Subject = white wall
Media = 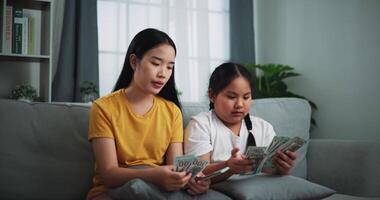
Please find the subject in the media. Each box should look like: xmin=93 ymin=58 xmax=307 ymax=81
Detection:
xmin=255 ymin=0 xmax=380 ymax=140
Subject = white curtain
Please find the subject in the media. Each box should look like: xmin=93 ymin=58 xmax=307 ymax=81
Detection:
xmin=97 ymin=0 xmax=230 ymax=102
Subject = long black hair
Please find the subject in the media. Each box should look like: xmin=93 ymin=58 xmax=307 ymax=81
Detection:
xmin=113 ymin=28 xmax=181 ymax=109
xmin=208 ymin=62 xmax=256 ymax=146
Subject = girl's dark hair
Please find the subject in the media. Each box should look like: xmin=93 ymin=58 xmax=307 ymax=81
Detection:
xmin=113 ymin=28 xmax=181 ymax=109
xmin=208 ymin=62 xmax=256 ymax=145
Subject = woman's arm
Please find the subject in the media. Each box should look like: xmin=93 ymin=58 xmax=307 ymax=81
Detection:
xmin=165 ymin=142 xmax=183 ymax=165
xmin=92 ymin=138 xmax=190 ymax=190
xmin=92 ymin=138 xmax=155 ymax=187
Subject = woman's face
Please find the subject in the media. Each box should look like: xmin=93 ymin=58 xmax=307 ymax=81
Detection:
xmin=131 ymin=43 xmax=175 ymax=95
xmin=210 ymin=76 xmax=252 ymax=127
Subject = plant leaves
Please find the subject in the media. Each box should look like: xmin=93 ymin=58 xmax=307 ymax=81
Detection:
xmin=244 ymin=63 xmax=318 ymax=127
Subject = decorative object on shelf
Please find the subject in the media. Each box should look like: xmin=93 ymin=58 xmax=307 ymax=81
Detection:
xmin=80 ymin=81 xmax=99 ymax=103
xmin=244 ymin=64 xmax=318 ymax=126
xmin=11 ymin=84 xmax=38 ymax=102
xmin=0 ymin=0 xmax=53 ymax=102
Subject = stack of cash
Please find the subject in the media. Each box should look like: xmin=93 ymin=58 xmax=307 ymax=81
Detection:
xmin=244 ymin=146 xmax=266 ymax=174
xmin=244 ymin=136 xmax=306 ymax=174
xmin=174 ymin=155 xmax=208 ymax=179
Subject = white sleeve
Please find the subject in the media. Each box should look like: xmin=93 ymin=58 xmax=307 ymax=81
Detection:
xmin=264 ymin=122 xmax=276 ymax=146
xmin=184 ymin=119 xmax=213 ymax=157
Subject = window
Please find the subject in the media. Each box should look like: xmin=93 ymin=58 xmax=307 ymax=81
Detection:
xmin=98 ymin=0 xmax=230 ymax=102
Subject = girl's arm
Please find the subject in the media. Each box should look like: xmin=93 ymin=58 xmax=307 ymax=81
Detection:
xmin=198 ymin=153 xmax=232 ymax=182
xmin=92 ymin=138 xmax=190 ymax=190
xmin=202 ymin=161 xmax=233 ymax=183
xmin=197 ymin=149 xmax=254 ymax=184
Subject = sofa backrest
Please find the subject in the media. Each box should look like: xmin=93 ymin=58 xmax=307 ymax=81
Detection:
xmin=182 ymin=98 xmax=312 ymax=178
xmin=0 ymin=99 xmax=94 ymax=200
xmin=0 ymin=97 xmax=311 ymax=199
xmin=308 ymin=139 xmax=380 ymax=197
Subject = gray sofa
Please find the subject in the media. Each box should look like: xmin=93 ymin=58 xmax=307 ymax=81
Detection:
xmin=0 ymin=98 xmax=379 ymax=200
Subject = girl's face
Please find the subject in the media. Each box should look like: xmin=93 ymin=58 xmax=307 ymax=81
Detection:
xmin=210 ymin=76 xmax=252 ymax=127
xmin=131 ymin=43 xmax=175 ymax=95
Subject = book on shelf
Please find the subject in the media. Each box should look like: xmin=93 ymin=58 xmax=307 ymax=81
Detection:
xmin=27 ymin=16 xmax=35 ymax=55
xmin=0 ymin=2 xmax=2 ymax=52
xmin=21 ymin=17 xmax=28 ymax=55
xmin=2 ymin=6 xmax=13 ymax=53
xmin=4 ymin=6 xmax=42 ymax=55
xmin=12 ymin=7 xmax=23 ymax=54
xmin=23 ymin=8 xmax=41 ymax=55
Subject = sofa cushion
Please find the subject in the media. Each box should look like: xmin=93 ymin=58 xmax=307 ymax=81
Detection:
xmin=211 ymin=174 xmax=335 ymax=200
xmin=182 ymin=98 xmax=311 ymax=178
xmin=0 ymin=99 xmax=94 ymax=200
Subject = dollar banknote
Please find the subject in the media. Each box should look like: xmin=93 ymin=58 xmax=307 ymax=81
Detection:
xmin=174 ymin=155 xmax=196 ymax=172
xmin=243 ymin=136 xmax=307 ymax=175
xmin=174 ymin=155 xmax=209 ymax=179
xmin=283 ymin=137 xmax=306 ymax=152
xmin=187 ymin=159 xmax=209 ymax=178
xmin=244 ymin=146 xmax=266 ymax=174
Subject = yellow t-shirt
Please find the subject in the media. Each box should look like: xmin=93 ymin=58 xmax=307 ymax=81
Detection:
xmin=87 ymin=89 xmax=183 ymax=198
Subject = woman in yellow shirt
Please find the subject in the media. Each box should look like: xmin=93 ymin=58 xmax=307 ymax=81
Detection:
xmin=87 ymin=29 xmax=223 ymax=200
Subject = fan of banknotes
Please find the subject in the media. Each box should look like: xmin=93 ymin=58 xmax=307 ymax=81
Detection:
xmin=174 ymin=155 xmax=208 ymax=179
xmin=243 ymin=136 xmax=307 ymax=174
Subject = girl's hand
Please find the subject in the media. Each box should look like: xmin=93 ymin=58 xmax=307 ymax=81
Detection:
xmin=186 ymin=172 xmax=210 ymax=195
xmin=151 ymin=165 xmax=191 ymax=191
xmin=226 ymin=148 xmax=255 ymax=174
xmin=272 ymin=150 xmax=297 ymax=175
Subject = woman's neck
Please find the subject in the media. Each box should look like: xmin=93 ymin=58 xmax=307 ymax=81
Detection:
xmin=123 ymin=85 xmax=154 ymax=116
xmin=124 ymin=86 xmax=153 ymax=103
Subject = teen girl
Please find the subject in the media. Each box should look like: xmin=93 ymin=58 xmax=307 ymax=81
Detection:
xmin=87 ymin=28 xmax=222 ymax=200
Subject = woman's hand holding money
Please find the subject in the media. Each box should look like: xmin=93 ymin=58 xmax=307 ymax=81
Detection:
xmin=227 ymin=148 xmax=255 ymax=174
xmin=272 ymin=150 xmax=297 ymax=175
xmin=151 ymin=165 xmax=191 ymax=191
xmin=186 ymin=172 xmax=211 ymax=195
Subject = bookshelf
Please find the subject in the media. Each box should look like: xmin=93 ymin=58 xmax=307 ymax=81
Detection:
xmin=0 ymin=0 xmax=53 ymax=102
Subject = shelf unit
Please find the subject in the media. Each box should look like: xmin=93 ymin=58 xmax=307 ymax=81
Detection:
xmin=0 ymin=0 xmax=53 ymax=102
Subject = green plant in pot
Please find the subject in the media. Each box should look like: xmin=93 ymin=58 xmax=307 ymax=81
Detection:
xmin=11 ymin=84 xmax=38 ymax=102
xmin=244 ymin=64 xmax=318 ymax=126
xmin=80 ymin=81 xmax=99 ymax=103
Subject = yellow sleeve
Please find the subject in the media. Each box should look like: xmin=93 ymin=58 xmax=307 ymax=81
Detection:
xmin=170 ymin=105 xmax=183 ymax=143
xmin=88 ymin=102 xmax=114 ymax=141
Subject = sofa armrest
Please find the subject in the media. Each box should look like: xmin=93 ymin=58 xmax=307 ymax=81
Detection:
xmin=307 ymin=139 xmax=380 ymax=197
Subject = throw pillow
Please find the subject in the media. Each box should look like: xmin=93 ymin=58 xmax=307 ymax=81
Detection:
xmin=211 ymin=174 xmax=335 ymax=200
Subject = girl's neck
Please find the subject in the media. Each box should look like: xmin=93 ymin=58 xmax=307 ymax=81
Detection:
xmin=216 ymin=115 xmax=242 ymax=136
xmin=226 ymin=122 xmax=242 ymax=136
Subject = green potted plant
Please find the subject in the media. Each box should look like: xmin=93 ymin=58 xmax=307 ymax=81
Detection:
xmin=11 ymin=84 xmax=38 ymax=102
xmin=80 ymin=81 xmax=99 ymax=103
xmin=244 ymin=64 xmax=318 ymax=126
